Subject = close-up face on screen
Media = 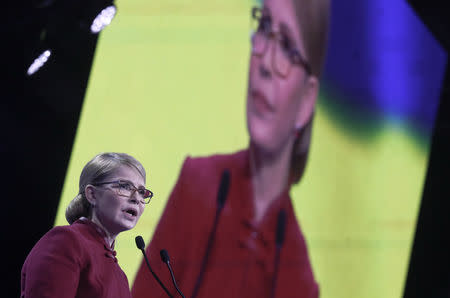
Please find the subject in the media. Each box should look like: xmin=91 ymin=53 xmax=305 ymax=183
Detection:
xmin=6 ymin=0 xmax=449 ymax=297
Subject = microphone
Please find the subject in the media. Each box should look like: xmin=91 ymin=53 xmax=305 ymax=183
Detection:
xmin=276 ymin=209 xmax=286 ymax=248
xmin=216 ymin=169 xmax=230 ymax=210
xmin=160 ymin=249 xmax=185 ymax=298
xmin=271 ymin=209 xmax=287 ymax=298
xmin=191 ymin=169 xmax=231 ymax=298
xmin=135 ymin=235 xmax=146 ymax=250
xmin=135 ymin=236 xmax=173 ymax=298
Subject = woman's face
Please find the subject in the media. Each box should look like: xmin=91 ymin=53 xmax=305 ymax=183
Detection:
xmin=247 ymin=0 xmax=318 ymax=155
xmin=88 ymin=165 xmax=146 ymax=236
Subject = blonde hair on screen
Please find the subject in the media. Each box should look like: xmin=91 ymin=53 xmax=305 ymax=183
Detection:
xmin=290 ymin=0 xmax=330 ymax=184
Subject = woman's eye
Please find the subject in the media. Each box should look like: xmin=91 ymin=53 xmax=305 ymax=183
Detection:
xmin=259 ymin=16 xmax=271 ymax=33
xmin=280 ymin=35 xmax=292 ymax=52
xmin=119 ymin=182 xmax=132 ymax=190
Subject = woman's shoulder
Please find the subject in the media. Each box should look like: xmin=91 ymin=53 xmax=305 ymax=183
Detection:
xmin=182 ymin=149 xmax=247 ymax=176
xmin=186 ymin=149 xmax=247 ymax=164
xmin=171 ymin=149 xmax=247 ymax=207
xmin=33 ymin=224 xmax=83 ymax=250
xmin=23 ymin=224 xmax=85 ymax=267
xmin=35 ymin=220 xmax=105 ymax=251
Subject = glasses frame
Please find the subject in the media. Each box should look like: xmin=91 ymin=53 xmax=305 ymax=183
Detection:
xmin=251 ymin=6 xmax=312 ymax=78
xmin=92 ymin=180 xmax=154 ymax=204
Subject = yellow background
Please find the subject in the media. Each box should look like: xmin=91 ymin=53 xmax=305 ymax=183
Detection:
xmin=55 ymin=1 xmax=427 ymax=297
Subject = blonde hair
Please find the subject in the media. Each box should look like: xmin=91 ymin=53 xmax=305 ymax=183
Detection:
xmin=290 ymin=0 xmax=330 ymax=184
xmin=65 ymin=152 xmax=146 ymax=224
xmin=293 ymin=0 xmax=330 ymax=78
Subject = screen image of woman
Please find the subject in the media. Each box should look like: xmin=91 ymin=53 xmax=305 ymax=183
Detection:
xmin=21 ymin=153 xmax=153 ymax=298
xmin=132 ymin=0 xmax=330 ymax=297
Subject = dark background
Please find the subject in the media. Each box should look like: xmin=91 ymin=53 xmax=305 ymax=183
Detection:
xmin=3 ymin=0 xmax=98 ymax=295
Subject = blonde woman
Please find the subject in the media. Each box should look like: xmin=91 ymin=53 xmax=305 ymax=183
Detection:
xmin=21 ymin=153 xmax=153 ymax=298
xmin=133 ymin=0 xmax=330 ymax=297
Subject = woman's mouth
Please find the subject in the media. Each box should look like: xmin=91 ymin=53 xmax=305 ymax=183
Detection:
xmin=123 ymin=208 xmax=137 ymax=218
xmin=250 ymin=89 xmax=274 ymax=115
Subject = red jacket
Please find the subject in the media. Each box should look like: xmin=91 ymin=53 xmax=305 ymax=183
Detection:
xmin=132 ymin=150 xmax=318 ymax=298
xmin=21 ymin=219 xmax=132 ymax=298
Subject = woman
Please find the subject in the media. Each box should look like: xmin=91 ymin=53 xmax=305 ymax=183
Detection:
xmin=21 ymin=152 xmax=153 ymax=298
xmin=132 ymin=0 xmax=329 ymax=297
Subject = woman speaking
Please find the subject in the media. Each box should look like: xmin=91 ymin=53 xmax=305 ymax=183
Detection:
xmin=21 ymin=152 xmax=153 ymax=298
xmin=133 ymin=0 xmax=330 ymax=297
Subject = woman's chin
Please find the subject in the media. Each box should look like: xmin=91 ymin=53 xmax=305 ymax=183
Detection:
xmin=109 ymin=221 xmax=136 ymax=235
xmin=120 ymin=221 xmax=136 ymax=232
xmin=249 ymin=135 xmax=277 ymax=155
xmin=248 ymin=123 xmax=274 ymax=148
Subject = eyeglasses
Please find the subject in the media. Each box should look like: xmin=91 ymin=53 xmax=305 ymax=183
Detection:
xmin=250 ymin=6 xmax=311 ymax=78
xmin=92 ymin=180 xmax=154 ymax=204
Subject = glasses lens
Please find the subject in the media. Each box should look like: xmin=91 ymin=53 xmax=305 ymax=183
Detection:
xmin=137 ymin=189 xmax=152 ymax=204
xmin=274 ymin=41 xmax=290 ymax=77
xmin=117 ymin=181 xmax=133 ymax=197
xmin=251 ymin=31 xmax=267 ymax=56
xmin=251 ymin=8 xmax=267 ymax=56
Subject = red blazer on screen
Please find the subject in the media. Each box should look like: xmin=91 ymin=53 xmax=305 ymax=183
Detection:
xmin=21 ymin=218 xmax=132 ymax=298
xmin=132 ymin=149 xmax=318 ymax=298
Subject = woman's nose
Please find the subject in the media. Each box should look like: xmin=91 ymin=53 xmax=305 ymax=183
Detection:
xmin=259 ymin=62 xmax=272 ymax=79
xmin=129 ymin=191 xmax=140 ymax=204
xmin=258 ymin=43 xmax=273 ymax=79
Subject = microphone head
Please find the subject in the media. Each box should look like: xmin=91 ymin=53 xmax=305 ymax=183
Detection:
xmin=160 ymin=249 xmax=170 ymax=264
xmin=217 ymin=169 xmax=230 ymax=209
xmin=276 ymin=209 xmax=286 ymax=247
xmin=135 ymin=236 xmax=146 ymax=250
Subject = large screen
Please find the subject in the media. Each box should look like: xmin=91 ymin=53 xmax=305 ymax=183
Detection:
xmin=54 ymin=0 xmax=447 ymax=297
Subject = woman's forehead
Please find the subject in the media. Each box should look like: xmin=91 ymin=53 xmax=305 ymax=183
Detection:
xmin=111 ymin=165 xmax=146 ymax=185
xmin=262 ymin=0 xmax=304 ymax=42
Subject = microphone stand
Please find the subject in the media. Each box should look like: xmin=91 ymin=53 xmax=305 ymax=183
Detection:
xmin=191 ymin=204 xmax=222 ymax=298
xmin=135 ymin=236 xmax=173 ymax=298
xmin=271 ymin=209 xmax=286 ymax=298
xmin=191 ymin=170 xmax=230 ymax=298
xmin=160 ymin=249 xmax=185 ymax=298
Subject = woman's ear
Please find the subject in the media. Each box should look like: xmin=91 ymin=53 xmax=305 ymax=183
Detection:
xmin=295 ymin=75 xmax=319 ymax=129
xmin=84 ymin=185 xmax=97 ymax=206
